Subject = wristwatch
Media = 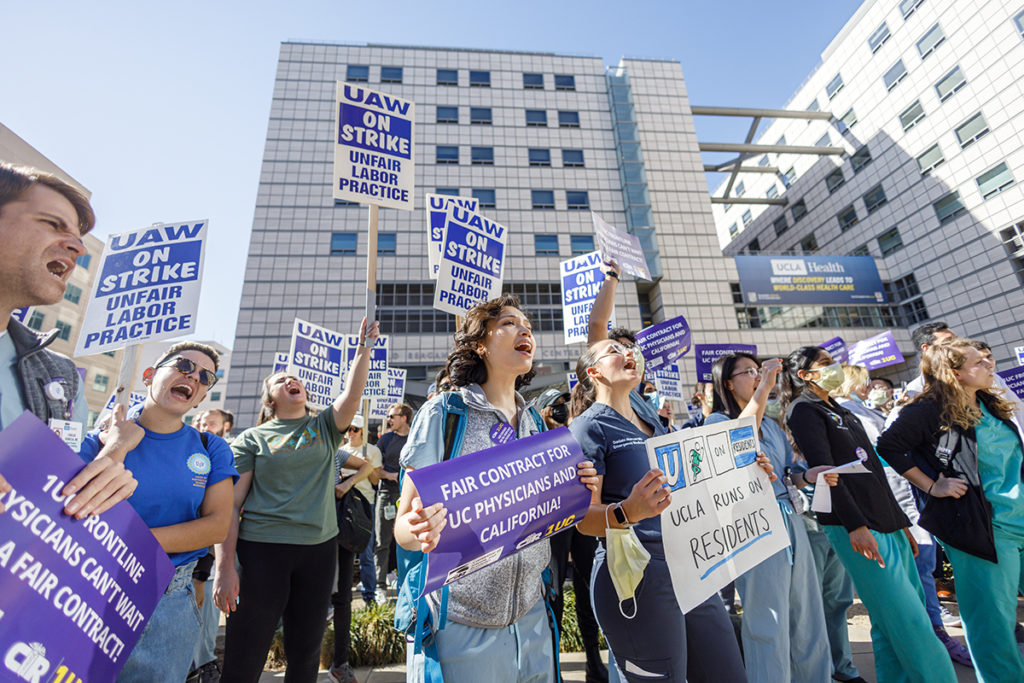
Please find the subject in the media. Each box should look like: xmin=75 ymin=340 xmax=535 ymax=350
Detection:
xmin=611 ymin=503 xmax=634 ymax=527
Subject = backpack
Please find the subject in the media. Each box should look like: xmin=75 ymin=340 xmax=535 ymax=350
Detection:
xmin=393 ymin=392 xmax=557 ymax=683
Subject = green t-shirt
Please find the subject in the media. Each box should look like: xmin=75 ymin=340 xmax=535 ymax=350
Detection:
xmin=232 ymin=407 xmax=344 ymax=545
xmin=976 ymin=402 xmax=1024 ymax=543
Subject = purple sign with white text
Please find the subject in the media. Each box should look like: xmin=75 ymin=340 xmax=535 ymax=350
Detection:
xmin=998 ymin=366 xmax=1024 ymax=401
xmin=0 ymin=413 xmax=173 ymax=683
xmin=847 ymin=331 xmax=905 ymax=370
xmin=407 ymin=428 xmax=591 ymax=597
xmin=821 ymin=336 xmax=847 ymax=364
xmin=635 ymin=316 xmax=692 ymax=371
xmin=694 ymin=344 xmax=758 ymax=383
xmin=592 ymin=213 xmax=651 ymax=281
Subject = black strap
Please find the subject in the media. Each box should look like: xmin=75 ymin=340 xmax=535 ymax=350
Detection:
xmin=442 ymin=411 xmax=461 ymax=462
xmin=199 ymin=431 xmax=209 ymax=451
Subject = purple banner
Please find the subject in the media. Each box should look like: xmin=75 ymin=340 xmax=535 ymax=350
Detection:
xmin=998 ymin=366 xmax=1024 ymax=401
xmin=694 ymin=343 xmax=758 ymax=383
xmin=847 ymin=331 xmax=905 ymax=370
xmin=635 ymin=316 xmax=691 ymax=372
xmin=407 ymin=427 xmax=591 ymax=597
xmin=821 ymin=336 xmax=847 ymax=364
xmin=0 ymin=413 xmax=173 ymax=683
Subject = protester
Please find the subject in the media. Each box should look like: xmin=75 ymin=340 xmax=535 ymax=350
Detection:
xmin=0 ymin=162 xmax=136 ymax=516
xmin=338 ymin=414 xmax=382 ymax=603
xmin=707 ymin=352 xmax=833 ymax=683
xmin=213 ymin=319 xmax=379 ymax=683
xmin=782 ymin=345 xmax=956 ymax=683
xmin=568 ymin=338 xmax=767 ymax=682
xmin=374 ymin=402 xmax=412 ymax=602
xmin=79 ymin=342 xmax=237 ymax=681
xmin=868 ymin=377 xmax=894 ymax=415
xmin=395 ymin=295 xmax=597 ymax=682
xmin=681 ymin=382 xmax=713 ymax=429
xmin=877 ymin=339 xmax=1024 ymax=682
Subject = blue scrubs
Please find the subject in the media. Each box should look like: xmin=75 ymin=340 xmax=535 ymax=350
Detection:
xmin=705 ymin=414 xmax=830 ymax=683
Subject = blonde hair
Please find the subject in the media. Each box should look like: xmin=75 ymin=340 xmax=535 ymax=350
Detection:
xmin=916 ymin=339 xmax=1016 ymax=430
xmin=831 ymin=364 xmax=869 ymax=399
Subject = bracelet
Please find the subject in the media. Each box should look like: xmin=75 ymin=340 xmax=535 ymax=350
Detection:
xmin=606 ymin=271 xmax=619 ymax=280
xmin=927 ymin=482 xmax=935 ymax=496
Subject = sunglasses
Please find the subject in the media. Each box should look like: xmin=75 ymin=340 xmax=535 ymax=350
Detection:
xmin=346 ymin=426 xmax=361 ymax=433
xmin=155 ymin=356 xmax=218 ymax=387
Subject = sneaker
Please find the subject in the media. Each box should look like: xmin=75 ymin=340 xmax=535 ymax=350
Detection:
xmin=386 ymin=570 xmax=398 ymax=587
xmin=934 ymin=625 xmax=973 ymax=668
xmin=939 ymin=606 xmax=961 ymax=628
xmin=329 ymin=663 xmax=357 ymax=683
xmin=375 ymin=587 xmax=388 ymax=603
xmin=197 ymin=661 xmax=221 ymax=683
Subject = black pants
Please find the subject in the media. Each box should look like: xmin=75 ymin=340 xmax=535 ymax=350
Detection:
xmin=549 ymin=527 xmax=605 ymax=681
xmin=221 ymin=538 xmax=337 ymax=683
xmin=331 ymin=543 xmax=355 ymax=667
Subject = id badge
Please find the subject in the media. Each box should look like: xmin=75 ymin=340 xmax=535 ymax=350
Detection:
xmin=384 ymin=504 xmax=397 ymax=520
xmin=786 ymin=482 xmax=809 ymax=515
xmin=49 ymin=419 xmax=83 ymax=453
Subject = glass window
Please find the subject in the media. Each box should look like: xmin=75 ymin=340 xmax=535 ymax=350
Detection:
xmin=735 ymin=181 xmax=746 ymax=197
xmin=377 ymin=233 xmax=397 ymax=255
xmin=776 ymin=135 xmax=786 ymax=146
xmin=826 ymin=168 xmax=846 ymax=194
xmin=773 ymin=215 xmax=789 ymax=237
xmin=523 ymin=73 xmax=544 ymax=89
xmin=558 ymin=111 xmax=580 ymax=128
xmin=92 ymin=374 xmax=109 ymax=392
xmin=917 ymin=24 xmax=946 ymax=59
xmin=437 ymin=69 xmax=458 ymax=86
xmin=330 ymin=232 xmax=357 ymax=255
xmin=471 ymin=147 xmax=493 ymax=165
xmin=935 ymin=66 xmax=966 ymax=103
xmin=566 ymin=191 xmax=590 ymax=210
xmin=562 ymin=149 xmax=584 ymax=167
xmin=528 ymin=148 xmax=551 ymax=166
xmin=825 ymin=73 xmax=844 ymax=99
xmin=729 ymin=223 xmax=739 ymax=237
xmin=532 ymin=190 xmax=555 ymax=209
xmin=469 ymin=70 xmax=490 ymax=87
xmin=816 ymin=132 xmax=831 ymax=147
xmin=747 ymin=238 xmax=761 ymax=253
xmin=54 ymin=320 xmax=71 ymax=341
xmin=900 ymin=0 xmax=924 ymax=19
xmin=868 ymin=22 xmax=891 ymax=52
xmin=63 ymin=283 xmax=82 ymax=304
xmin=801 ymin=233 xmax=819 ymax=253
xmin=837 ymin=205 xmax=859 ymax=231
xmin=571 ymin=235 xmax=595 ymax=255
xmin=554 ymin=74 xmax=576 ymax=90
xmin=877 ymin=227 xmax=904 ymax=256
xmin=742 ymin=210 xmax=753 ymax=228
xmin=380 ymin=66 xmax=403 ymax=83
xmin=864 ymin=184 xmax=888 ymax=213
xmin=977 ymin=162 xmax=1015 ymax=199
xmin=435 ymin=187 xmax=459 ymax=196
xmin=1015 ymin=9 xmax=1024 ymax=37
xmin=791 ymin=199 xmax=808 ymax=222
xmin=781 ymin=167 xmax=797 ymax=187
xmin=851 ymin=145 xmax=873 ymax=173
xmin=883 ymin=60 xmax=908 ymax=91
xmin=899 ymin=100 xmax=926 ymax=131
xmin=955 ymin=112 xmax=989 ymax=148
xmin=839 ymin=108 xmax=858 ymax=131
xmin=210 ymin=392 xmax=221 ymax=402
xmin=933 ymin=192 xmax=967 ymax=223
xmin=26 ymin=311 xmax=44 ymax=331
xmin=758 ymin=155 xmax=770 ymax=167
xmin=806 ymin=99 xmax=820 ymax=112
xmin=766 ymin=185 xmax=779 ymax=199
xmin=525 ymin=109 xmax=548 ymax=127
xmin=470 ymin=107 xmax=492 ymax=124
xmin=436 ymin=145 xmax=459 ymax=164
xmin=916 ymin=144 xmax=945 ymax=174
xmin=436 ymin=106 xmax=458 ymax=124
xmin=852 ymin=243 xmax=870 ymax=256
xmin=535 ymin=235 xmax=559 ymax=255
xmin=472 ymin=188 xmax=496 ymax=209
xmin=76 ymin=253 xmax=91 ymax=269
xmin=346 ymin=65 xmax=369 ymax=82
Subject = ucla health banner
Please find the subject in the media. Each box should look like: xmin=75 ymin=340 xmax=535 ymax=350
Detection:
xmin=559 ymin=251 xmax=612 ymax=345
xmin=0 ymin=414 xmax=174 ymax=683
xmin=646 ymin=416 xmax=788 ymax=613
xmin=694 ymin=344 xmax=758 ymax=383
xmin=847 ymin=331 xmax=904 ymax=370
xmin=426 ymin=194 xmax=478 ymax=280
xmin=635 ymin=316 xmax=691 ymax=371
xmin=75 ymin=221 xmax=207 ymax=357
xmin=433 ymin=206 xmax=507 ymax=316
xmin=407 ymin=428 xmax=590 ymax=597
xmin=286 ymin=319 xmax=347 ymax=411
xmin=333 ymin=83 xmax=415 ymax=210
xmin=592 ymin=213 xmax=651 ymax=281
xmin=734 ymin=254 xmax=886 ymax=305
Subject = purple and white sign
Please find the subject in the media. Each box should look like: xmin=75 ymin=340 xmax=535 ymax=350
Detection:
xmin=694 ymin=344 xmax=758 ymax=383
xmin=11 ymin=308 xmax=33 ymax=325
xmin=847 ymin=331 xmax=904 ymax=370
xmin=1015 ymin=345 xmax=1024 ymax=367
xmin=370 ymin=367 xmax=407 ymax=420
xmin=560 ymin=251 xmax=611 ymax=345
xmin=287 ymin=319 xmax=347 ymax=410
xmin=0 ymin=413 xmax=173 ymax=683
xmin=407 ymin=428 xmax=591 ymax=597
xmin=592 ymin=213 xmax=651 ymax=281
xmin=821 ymin=336 xmax=848 ymax=364
xmin=567 ymin=372 xmax=578 ymax=391
xmin=998 ymin=366 xmax=1024 ymax=401
xmin=343 ymin=335 xmax=389 ymax=401
xmin=273 ymin=352 xmax=289 ymax=374
xmin=426 ymin=194 xmax=478 ymax=280
xmin=651 ymin=363 xmax=685 ymax=401
xmin=433 ymin=206 xmax=508 ymax=316
xmin=635 ymin=316 xmax=691 ymax=372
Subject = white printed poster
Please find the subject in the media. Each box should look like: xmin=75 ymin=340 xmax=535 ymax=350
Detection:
xmin=342 ymin=335 xmax=390 ymax=400
xmin=650 ymin=363 xmax=685 ymax=401
xmin=426 ymin=194 xmax=478 ymax=279
xmin=286 ymin=319 xmax=347 ymax=411
xmin=559 ymin=251 xmax=613 ymax=345
xmin=434 ymin=205 xmax=508 ymax=316
xmin=370 ymin=367 xmax=407 ymax=419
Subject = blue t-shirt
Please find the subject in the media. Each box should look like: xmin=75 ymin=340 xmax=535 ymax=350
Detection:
xmin=705 ymin=412 xmax=791 ymax=498
xmin=79 ymin=424 xmax=238 ymax=567
xmin=569 ymin=401 xmax=666 ymax=543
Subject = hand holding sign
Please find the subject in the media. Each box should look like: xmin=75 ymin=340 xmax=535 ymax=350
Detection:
xmin=810 ymin=460 xmax=871 ymax=513
xmin=402 ymin=497 xmax=449 ymax=553
xmin=620 ymin=469 xmax=672 ymax=524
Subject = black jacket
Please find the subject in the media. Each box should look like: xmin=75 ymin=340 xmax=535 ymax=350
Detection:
xmin=787 ymin=389 xmax=909 ymax=533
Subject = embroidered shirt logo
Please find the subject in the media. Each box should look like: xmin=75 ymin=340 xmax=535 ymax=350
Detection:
xmin=187 ymin=453 xmax=212 ymax=487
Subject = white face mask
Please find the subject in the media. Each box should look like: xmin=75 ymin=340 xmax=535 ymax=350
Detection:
xmin=867 ymin=387 xmax=889 ymax=407
xmin=604 ymin=507 xmax=650 ymax=619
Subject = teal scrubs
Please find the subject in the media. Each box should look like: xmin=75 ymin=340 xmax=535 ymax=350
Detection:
xmin=941 ymin=403 xmax=1024 ymax=683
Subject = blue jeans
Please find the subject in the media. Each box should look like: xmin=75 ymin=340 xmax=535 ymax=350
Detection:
xmin=118 ymin=561 xmax=201 ymax=682
xmin=192 ymin=573 xmax=218 ymax=668
xmin=913 ymin=538 xmax=943 ymax=627
xmin=360 ymin=524 xmax=376 ymax=600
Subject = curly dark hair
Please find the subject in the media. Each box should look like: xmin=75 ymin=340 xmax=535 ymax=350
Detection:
xmin=445 ymin=295 xmax=536 ymax=390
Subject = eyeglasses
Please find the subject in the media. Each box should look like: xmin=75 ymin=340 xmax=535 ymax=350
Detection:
xmin=155 ymin=356 xmax=218 ymax=387
xmin=730 ymin=367 xmax=760 ymax=379
xmin=594 ymin=342 xmax=631 ymax=363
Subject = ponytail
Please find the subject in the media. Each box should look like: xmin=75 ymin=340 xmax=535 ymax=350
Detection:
xmin=779 ymin=346 xmax=822 ymax=419
xmin=570 ymin=344 xmax=604 ymax=419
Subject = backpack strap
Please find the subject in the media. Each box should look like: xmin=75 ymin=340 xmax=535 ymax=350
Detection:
xmin=441 ymin=391 xmax=468 ymax=462
xmin=526 ymin=405 xmax=546 ymax=434
xmin=199 ymin=431 xmax=209 ymax=451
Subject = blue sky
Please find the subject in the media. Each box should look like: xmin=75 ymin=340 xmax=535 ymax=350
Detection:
xmin=1 ymin=0 xmax=862 ymax=346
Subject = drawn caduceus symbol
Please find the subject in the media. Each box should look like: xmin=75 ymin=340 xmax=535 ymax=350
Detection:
xmin=690 ymin=447 xmax=703 ymax=477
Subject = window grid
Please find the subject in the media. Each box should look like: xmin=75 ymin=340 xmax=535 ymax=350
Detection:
xmin=826 ymin=74 xmax=844 ymax=99
xmin=792 ymin=199 xmax=808 ymax=223
xmin=999 ymin=220 xmax=1024 ymax=287
xmin=562 ymin=149 xmax=585 ymax=168
xmin=900 ymin=0 xmax=925 ymax=19
xmin=851 ymin=146 xmax=873 ymax=173
xmin=868 ymin=22 xmax=891 ymax=52
xmin=346 ymin=65 xmax=368 ymax=82
xmin=472 ymin=188 xmax=496 ymax=209
xmin=878 ymin=227 xmax=904 ymax=256
xmin=800 ymin=233 xmax=819 ymax=253
xmin=837 ymin=205 xmax=859 ymax=232
xmin=534 ymin=235 xmax=559 ymax=255
xmin=471 ymin=147 xmax=494 ymax=165
xmin=934 ymin=192 xmax=967 ymax=224
xmin=826 ymin=169 xmax=846 ymax=194
xmin=955 ymin=112 xmax=989 ymax=149
xmin=63 ymin=283 xmax=82 ymax=304
xmin=380 ymin=66 xmax=403 ymax=84
xmin=523 ymin=73 xmax=544 ymax=89
xmin=470 ymin=107 xmax=492 ymax=125
xmin=437 ymin=69 xmax=458 ymax=86
xmin=554 ymin=74 xmax=576 ymax=91
xmin=27 ymin=311 xmax=44 ymax=331
xmin=436 ymin=106 xmax=458 ymax=124
xmin=863 ymin=185 xmax=888 ymax=214
xmin=532 ymin=190 xmax=555 ymax=209
xmin=330 ymin=232 xmax=357 ymax=255
xmin=558 ymin=111 xmax=581 ymax=128
xmin=773 ymin=215 xmax=789 ymax=237
xmin=566 ymin=191 xmax=590 ymax=210
xmin=935 ymin=66 xmax=966 ymax=103
xmin=917 ymin=144 xmax=945 ymax=174
xmin=917 ymin=24 xmax=946 ymax=59
xmin=899 ymin=101 xmax=926 ymax=132
xmin=526 ymin=110 xmax=548 ymax=127
xmin=977 ymin=162 xmax=1015 ymax=199
xmin=741 ymin=210 xmax=753 ymax=228
xmin=469 ymin=70 xmax=491 ymax=87
xmin=377 ymin=234 xmax=396 ymax=255
xmin=571 ymin=235 xmax=595 ymax=255
xmin=436 ymin=145 xmax=459 ymax=164
xmin=528 ymin=148 xmax=551 ymax=166
xmin=884 ymin=60 xmax=908 ymax=91
xmin=55 ymin=320 xmax=71 ymax=341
